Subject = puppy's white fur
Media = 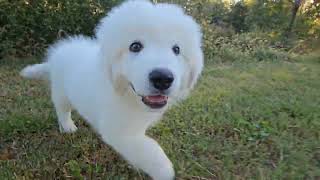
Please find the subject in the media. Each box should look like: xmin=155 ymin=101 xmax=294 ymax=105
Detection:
xmin=21 ymin=0 xmax=203 ymax=179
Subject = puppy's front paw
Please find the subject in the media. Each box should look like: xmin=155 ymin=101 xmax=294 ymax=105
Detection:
xmin=59 ymin=120 xmax=78 ymax=133
xmin=152 ymin=164 xmax=175 ymax=180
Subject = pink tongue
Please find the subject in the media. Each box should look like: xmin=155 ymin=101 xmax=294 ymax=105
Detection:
xmin=146 ymin=95 xmax=167 ymax=103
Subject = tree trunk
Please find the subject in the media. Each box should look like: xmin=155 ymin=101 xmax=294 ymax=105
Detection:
xmin=286 ymin=0 xmax=302 ymax=37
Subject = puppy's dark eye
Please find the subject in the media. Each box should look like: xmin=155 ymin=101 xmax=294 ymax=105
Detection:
xmin=172 ymin=45 xmax=180 ymax=55
xmin=130 ymin=41 xmax=143 ymax=53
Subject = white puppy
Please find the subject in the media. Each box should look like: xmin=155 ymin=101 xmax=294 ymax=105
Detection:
xmin=20 ymin=0 xmax=203 ymax=179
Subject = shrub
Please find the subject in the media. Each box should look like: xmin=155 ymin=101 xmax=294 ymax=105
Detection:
xmin=0 ymin=0 xmax=120 ymax=58
xmin=253 ymin=48 xmax=291 ymax=62
xmin=1 ymin=0 xmax=317 ymax=58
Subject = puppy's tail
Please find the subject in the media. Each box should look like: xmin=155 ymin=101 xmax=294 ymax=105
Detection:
xmin=20 ymin=63 xmax=49 ymax=80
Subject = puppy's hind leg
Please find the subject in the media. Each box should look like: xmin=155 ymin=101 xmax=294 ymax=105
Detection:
xmin=51 ymin=90 xmax=77 ymax=133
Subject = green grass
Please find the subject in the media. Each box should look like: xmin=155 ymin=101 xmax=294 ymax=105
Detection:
xmin=0 ymin=56 xmax=319 ymax=179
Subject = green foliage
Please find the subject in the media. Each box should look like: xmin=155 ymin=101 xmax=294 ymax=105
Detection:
xmin=65 ymin=160 xmax=83 ymax=179
xmin=253 ymin=48 xmax=290 ymax=62
xmin=0 ymin=0 xmax=319 ymax=58
xmin=302 ymin=1 xmax=320 ymax=38
xmin=244 ymin=0 xmax=291 ymax=32
xmin=164 ymin=0 xmax=319 ymax=61
xmin=228 ymin=1 xmax=249 ymax=33
xmin=0 ymin=0 xmax=120 ymax=57
xmin=203 ymin=30 xmax=292 ymax=63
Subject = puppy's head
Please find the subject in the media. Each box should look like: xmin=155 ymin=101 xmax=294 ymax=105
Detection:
xmin=96 ymin=0 xmax=203 ymax=111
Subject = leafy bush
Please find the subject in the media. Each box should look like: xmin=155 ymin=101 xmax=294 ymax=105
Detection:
xmin=0 ymin=0 xmax=318 ymax=58
xmin=203 ymin=29 xmax=293 ymax=63
xmin=0 ymin=0 xmax=120 ymax=57
xmin=253 ymin=48 xmax=290 ymax=62
xmin=228 ymin=1 xmax=249 ymax=33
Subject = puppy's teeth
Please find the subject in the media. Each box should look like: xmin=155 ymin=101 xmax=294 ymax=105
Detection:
xmin=144 ymin=96 xmax=168 ymax=104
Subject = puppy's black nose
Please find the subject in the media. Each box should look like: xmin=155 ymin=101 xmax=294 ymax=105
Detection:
xmin=149 ymin=68 xmax=174 ymax=91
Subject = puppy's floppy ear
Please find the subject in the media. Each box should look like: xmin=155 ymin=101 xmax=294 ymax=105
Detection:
xmin=107 ymin=62 xmax=130 ymax=96
xmin=113 ymin=73 xmax=130 ymax=96
xmin=187 ymin=50 xmax=203 ymax=89
xmin=180 ymin=47 xmax=204 ymax=98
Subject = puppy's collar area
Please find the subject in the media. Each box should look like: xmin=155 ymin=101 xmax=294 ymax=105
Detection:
xmin=129 ymin=83 xmax=168 ymax=109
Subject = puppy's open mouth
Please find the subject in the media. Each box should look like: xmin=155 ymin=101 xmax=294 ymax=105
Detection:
xmin=130 ymin=83 xmax=168 ymax=109
xmin=142 ymin=95 xmax=168 ymax=109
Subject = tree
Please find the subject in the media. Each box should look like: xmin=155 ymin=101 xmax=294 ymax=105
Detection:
xmin=228 ymin=1 xmax=249 ymax=33
xmin=286 ymin=0 xmax=304 ymax=36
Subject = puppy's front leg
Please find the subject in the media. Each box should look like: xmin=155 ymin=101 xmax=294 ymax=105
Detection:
xmin=104 ymin=134 xmax=174 ymax=180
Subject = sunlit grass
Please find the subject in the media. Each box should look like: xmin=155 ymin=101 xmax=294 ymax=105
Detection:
xmin=0 ymin=55 xmax=319 ymax=179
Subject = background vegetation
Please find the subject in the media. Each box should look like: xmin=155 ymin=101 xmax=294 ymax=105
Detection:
xmin=0 ymin=0 xmax=319 ymax=179
xmin=1 ymin=0 xmax=319 ymax=58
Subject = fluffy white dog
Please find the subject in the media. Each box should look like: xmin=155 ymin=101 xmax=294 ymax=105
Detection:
xmin=20 ymin=0 xmax=203 ymax=179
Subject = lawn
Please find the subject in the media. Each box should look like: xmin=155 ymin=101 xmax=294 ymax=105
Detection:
xmin=0 ymin=55 xmax=319 ymax=179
